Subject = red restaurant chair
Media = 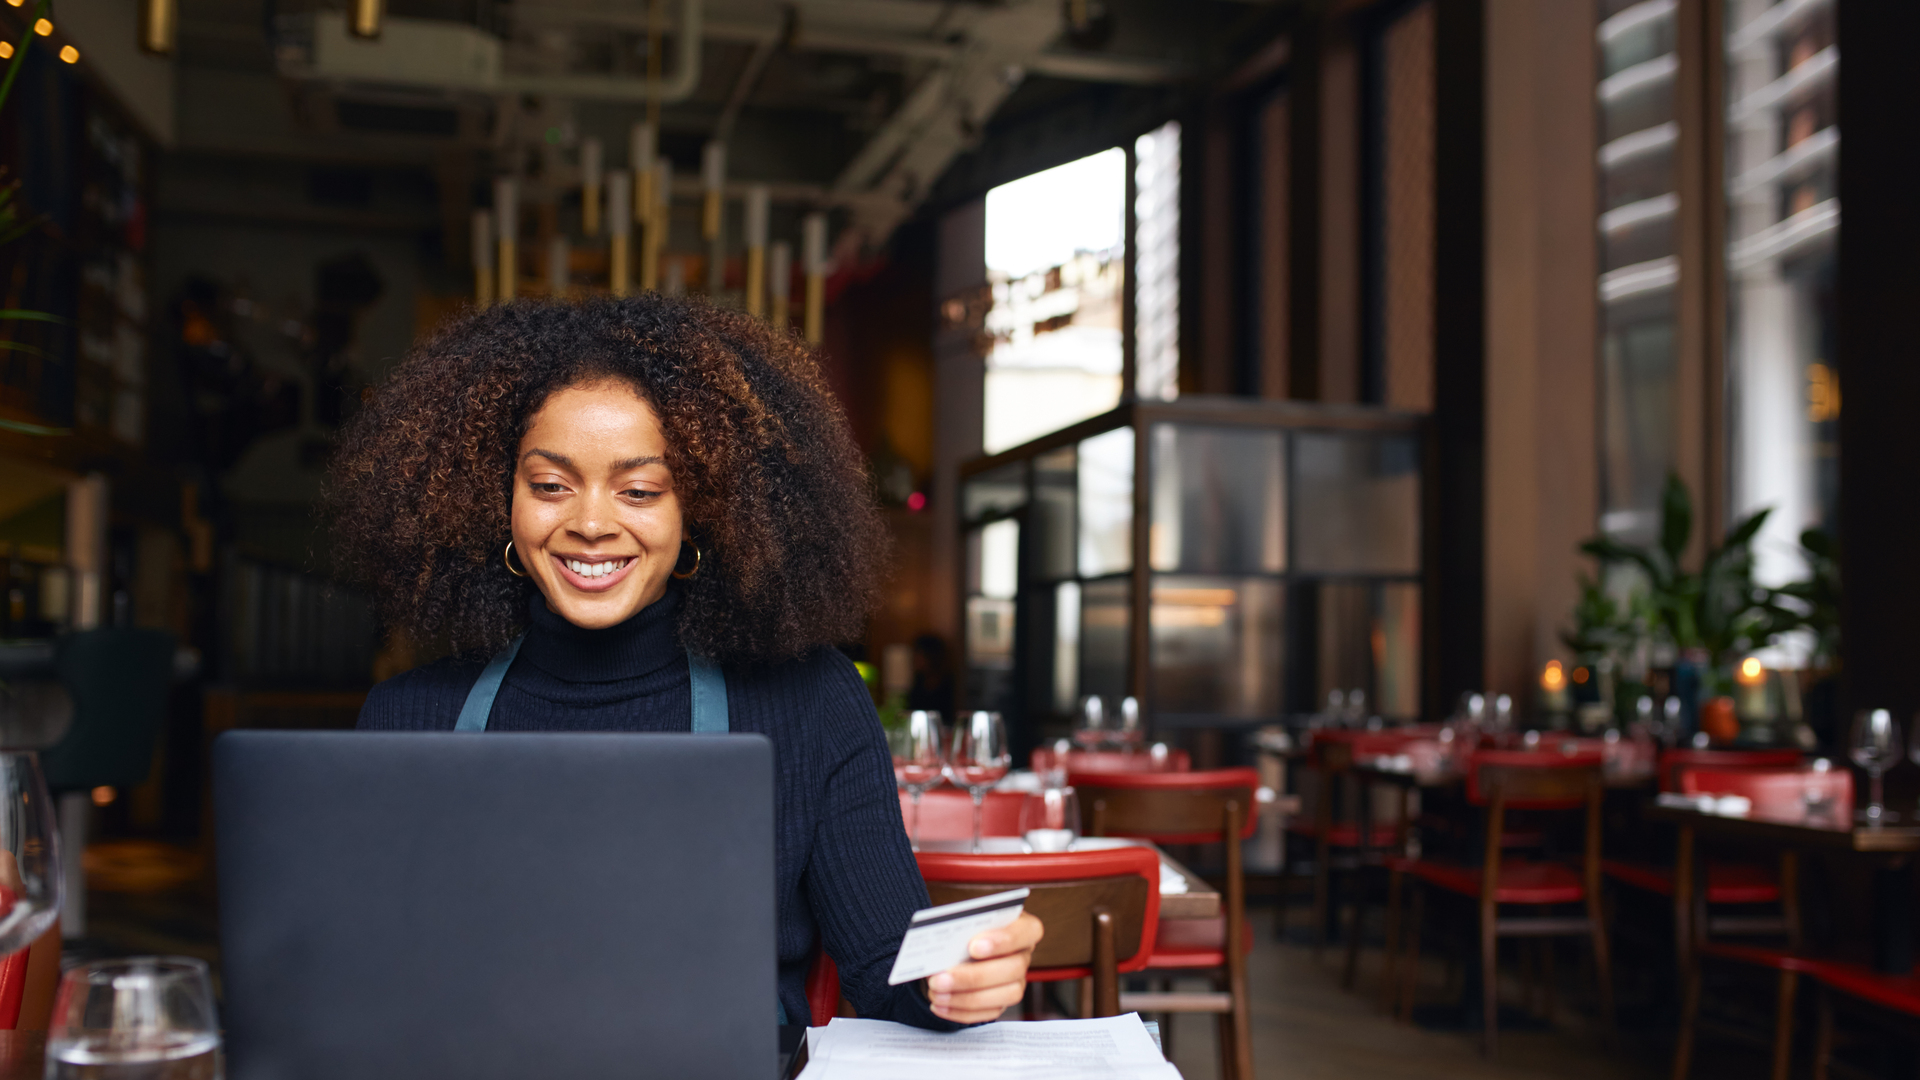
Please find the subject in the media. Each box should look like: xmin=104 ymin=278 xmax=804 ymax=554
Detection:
xmin=1032 ymin=746 xmax=1192 ymax=775
xmin=1808 ymin=959 xmax=1920 ymax=1080
xmin=804 ymin=951 xmax=842 ymax=1027
xmin=898 ymin=787 xmax=1026 ymax=843
xmin=1668 ymin=766 xmax=1848 ymax=1080
xmin=1284 ymin=733 xmax=1412 ymax=960
xmin=1075 ymin=768 xmax=1260 ymax=1080
xmin=915 ymin=846 xmax=1162 ymax=1018
xmin=1384 ymin=751 xmax=1614 ymax=1057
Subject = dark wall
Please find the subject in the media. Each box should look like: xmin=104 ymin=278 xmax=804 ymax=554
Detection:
xmin=1836 ymin=0 xmax=1920 ymax=718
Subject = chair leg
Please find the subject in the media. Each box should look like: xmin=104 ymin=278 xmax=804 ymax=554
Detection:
xmin=1379 ymin=868 xmax=1403 ymax=1013
xmin=1522 ymin=939 xmax=1538 ymax=1017
xmin=1399 ymin=884 xmax=1424 ymax=1023
xmin=1343 ymin=870 xmax=1366 ymax=990
xmin=1077 ymin=976 xmax=1093 ymax=1019
xmin=1480 ymin=908 xmax=1499 ymax=1058
xmin=1541 ymin=938 xmax=1557 ymax=1025
xmin=1313 ymin=837 xmax=1331 ymax=954
xmin=1216 ymin=1007 xmax=1237 ymax=1080
xmin=1671 ymin=957 xmax=1702 ymax=1080
xmin=1228 ymin=966 xmax=1254 ymax=1080
xmin=1770 ymin=971 xmax=1797 ymax=1080
xmin=1586 ymin=891 xmax=1617 ymax=1040
xmin=1812 ymin=985 xmax=1832 ymax=1080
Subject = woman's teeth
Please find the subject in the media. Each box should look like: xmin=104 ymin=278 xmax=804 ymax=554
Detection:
xmin=565 ymin=558 xmax=630 ymax=579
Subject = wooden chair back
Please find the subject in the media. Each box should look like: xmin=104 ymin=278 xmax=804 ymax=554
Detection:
xmin=1467 ymin=753 xmax=1604 ymax=899
xmin=1073 ymin=768 xmax=1261 ymax=844
xmin=915 ymin=847 xmax=1162 ymax=1017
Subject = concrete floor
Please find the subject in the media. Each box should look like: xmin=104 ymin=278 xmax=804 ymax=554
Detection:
xmin=1161 ymin=909 xmax=1678 ymax=1080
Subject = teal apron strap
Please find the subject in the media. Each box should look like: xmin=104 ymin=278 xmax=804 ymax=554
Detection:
xmin=454 ymin=634 xmax=524 ymax=732
xmin=452 ymin=637 xmax=783 ymax=1021
xmin=688 ymin=651 xmax=728 ymax=733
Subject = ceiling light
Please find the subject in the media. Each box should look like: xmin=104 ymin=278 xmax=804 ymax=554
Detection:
xmin=349 ymin=0 xmax=382 ymax=40
xmin=58 ymin=44 xmax=77 ymax=63
xmin=33 ymin=18 xmax=52 ymax=35
xmin=139 ymin=0 xmax=176 ymax=55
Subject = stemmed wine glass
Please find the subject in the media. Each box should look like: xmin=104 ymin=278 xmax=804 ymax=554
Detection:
xmin=1850 ymin=708 xmax=1903 ymax=825
xmin=889 ymin=711 xmax=946 ymax=850
xmin=1114 ymin=696 xmax=1146 ymax=753
xmin=0 ymin=752 xmax=60 ymax=960
xmin=948 ymin=711 xmax=1011 ymax=853
xmin=1019 ymin=787 xmax=1081 ymax=853
xmin=1073 ymin=696 xmax=1108 ymax=751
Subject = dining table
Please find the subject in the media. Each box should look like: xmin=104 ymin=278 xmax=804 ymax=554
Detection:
xmin=1645 ymin=798 xmax=1920 ymax=973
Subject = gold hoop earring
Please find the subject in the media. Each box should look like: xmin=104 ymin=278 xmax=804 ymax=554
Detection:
xmin=671 ymin=541 xmax=702 ymax=580
xmin=504 ymin=541 xmax=530 ymax=578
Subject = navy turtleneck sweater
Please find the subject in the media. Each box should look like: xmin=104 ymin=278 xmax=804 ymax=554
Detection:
xmin=356 ymin=587 xmax=958 ymax=1032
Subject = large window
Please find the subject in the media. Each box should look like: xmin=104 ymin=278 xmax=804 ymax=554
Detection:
xmin=982 ymin=149 xmax=1127 ymax=454
xmin=1725 ymin=0 xmax=1837 ymax=588
xmin=1596 ymin=0 xmax=1682 ymax=545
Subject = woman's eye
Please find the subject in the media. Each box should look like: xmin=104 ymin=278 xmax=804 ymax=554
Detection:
xmin=622 ymin=488 xmax=661 ymax=502
xmin=530 ymin=482 xmax=567 ymax=495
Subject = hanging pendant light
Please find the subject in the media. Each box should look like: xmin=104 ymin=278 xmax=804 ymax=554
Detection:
xmin=348 ymin=0 xmax=383 ymax=40
xmin=137 ymin=0 xmax=175 ymax=56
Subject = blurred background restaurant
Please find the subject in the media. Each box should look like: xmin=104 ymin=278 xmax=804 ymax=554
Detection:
xmin=2 ymin=0 xmax=1919 ymax=1075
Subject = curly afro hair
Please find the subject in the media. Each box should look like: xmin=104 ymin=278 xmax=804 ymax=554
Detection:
xmin=328 ymin=293 xmax=886 ymax=665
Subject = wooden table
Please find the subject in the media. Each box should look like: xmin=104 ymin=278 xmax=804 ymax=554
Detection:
xmin=914 ymin=838 xmax=1220 ymax=920
xmin=1646 ymin=801 xmax=1920 ymax=973
xmin=0 ymin=1031 xmax=39 ymax=1080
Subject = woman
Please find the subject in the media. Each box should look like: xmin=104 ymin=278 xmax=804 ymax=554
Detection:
xmin=332 ymin=294 xmax=1040 ymax=1029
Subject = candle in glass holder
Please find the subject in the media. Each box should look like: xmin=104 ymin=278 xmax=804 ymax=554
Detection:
xmin=1736 ymin=657 xmax=1773 ymax=720
xmin=1541 ymin=660 xmax=1572 ymax=713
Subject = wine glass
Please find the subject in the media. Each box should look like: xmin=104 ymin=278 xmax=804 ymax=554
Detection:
xmin=0 ymin=752 xmax=60 ymax=960
xmin=1019 ymin=787 xmax=1080 ymax=853
xmin=948 ymin=711 xmax=1011 ymax=853
xmin=889 ymin=711 xmax=945 ymax=850
xmin=1114 ymin=696 xmax=1146 ymax=752
xmin=48 ymin=957 xmax=222 ymax=1079
xmin=1073 ymin=696 xmax=1108 ymax=751
xmin=1850 ymin=708 xmax=1903 ymax=825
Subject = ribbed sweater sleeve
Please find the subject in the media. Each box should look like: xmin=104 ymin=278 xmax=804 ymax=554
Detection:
xmin=799 ymin=653 xmax=963 ymax=1031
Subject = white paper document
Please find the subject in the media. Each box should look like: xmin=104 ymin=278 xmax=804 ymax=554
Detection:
xmin=800 ymin=1014 xmax=1182 ymax=1080
xmin=887 ymin=887 xmax=1029 ymax=986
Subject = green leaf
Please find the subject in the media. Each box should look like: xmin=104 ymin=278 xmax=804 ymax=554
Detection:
xmin=0 ymin=418 xmax=68 ymax=437
xmin=1660 ymin=473 xmax=1693 ymax=566
xmin=0 ymin=310 xmax=63 ymax=324
xmin=0 ymin=340 xmax=42 ymax=356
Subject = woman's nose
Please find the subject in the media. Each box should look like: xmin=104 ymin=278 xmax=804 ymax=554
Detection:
xmin=568 ymin=488 xmax=621 ymax=542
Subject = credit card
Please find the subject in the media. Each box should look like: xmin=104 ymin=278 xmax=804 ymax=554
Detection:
xmin=886 ymin=887 xmax=1030 ymax=986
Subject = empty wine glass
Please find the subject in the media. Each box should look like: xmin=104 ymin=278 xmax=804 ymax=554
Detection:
xmin=48 ymin=957 xmax=221 ymax=1079
xmin=1019 ymin=787 xmax=1080 ymax=853
xmin=1073 ymin=696 xmax=1108 ymax=750
xmin=1114 ymin=696 xmax=1145 ymax=751
xmin=889 ymin=711 xmax=945 ymax=850
xmin=1850 ymin=709 xmax=1903 ymax=825
xmin=948 ymin=711 xmax=1011 ymax=853
xmin=1804 ymin=757 xmax=1836 ymax=816
xmin=0 ymin=752 xmax=60 ymax=962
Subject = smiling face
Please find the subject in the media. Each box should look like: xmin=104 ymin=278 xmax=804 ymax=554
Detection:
xmin=511 ymin=378 xmax=683 ymax=630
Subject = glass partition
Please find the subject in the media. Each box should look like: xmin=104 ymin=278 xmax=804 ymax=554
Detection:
xmin=960 ymin=398 xmax=1425 ymax=747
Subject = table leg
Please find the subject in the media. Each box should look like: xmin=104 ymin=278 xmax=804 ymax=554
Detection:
xmin=1673 ymin=824 xmax=1696 ymax=978
xmin=1870 ymin=855 xmax=1914 ymax=974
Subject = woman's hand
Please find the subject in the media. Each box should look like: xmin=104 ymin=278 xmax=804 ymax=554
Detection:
xmin=926 ymin=911 xmax=1044 ymax=1023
